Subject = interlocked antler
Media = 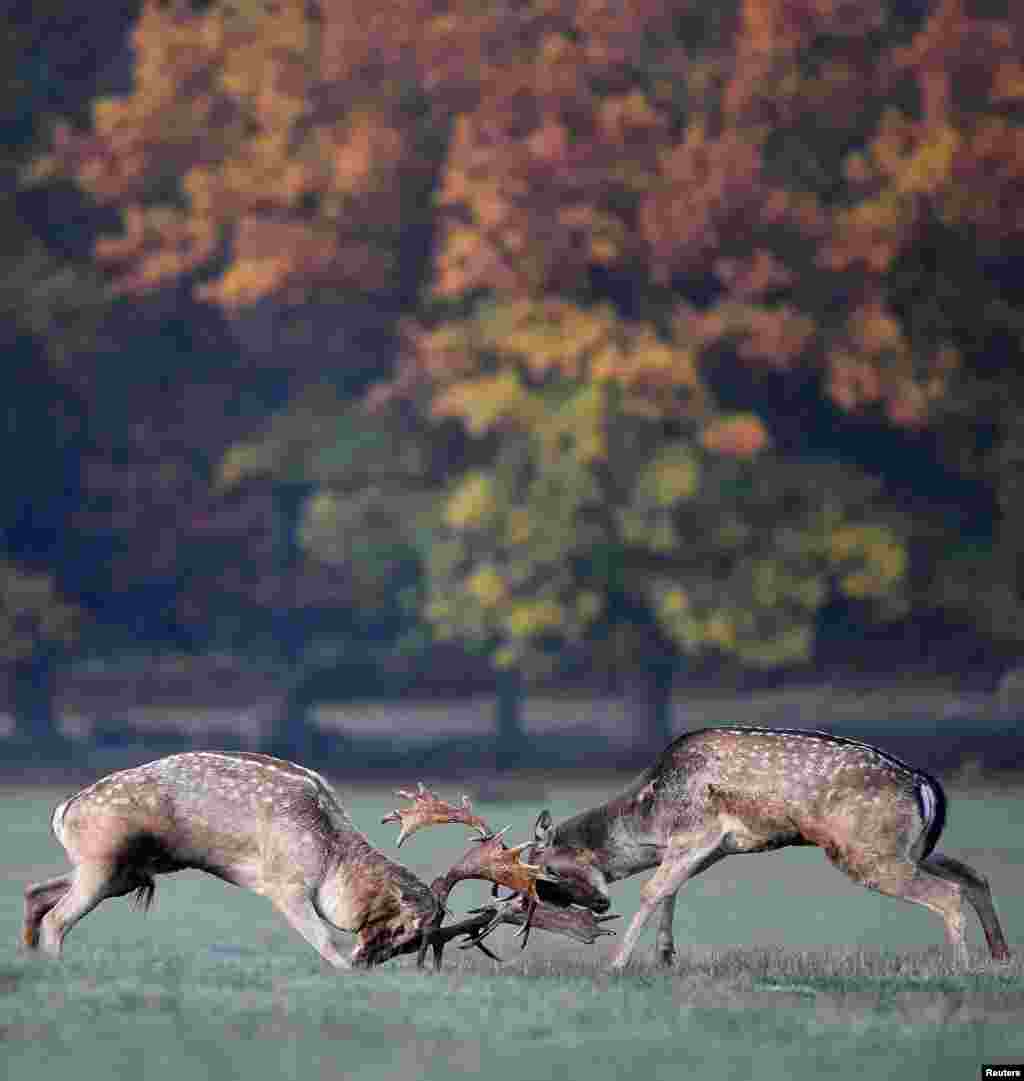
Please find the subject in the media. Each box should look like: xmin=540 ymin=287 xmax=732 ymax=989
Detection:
xmin=454 ymin=897 xmax=620 ymax=951
xmin=404 ymin=895 xmax=618 ymax=972
xmin=382 ymin=782 xmax=572 ymax=952
xmin=412 ymin=891 xmax=621 ymax=969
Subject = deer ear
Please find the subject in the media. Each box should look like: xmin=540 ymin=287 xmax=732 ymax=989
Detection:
xmin=533 ymin=810 xmax=554 ymax=846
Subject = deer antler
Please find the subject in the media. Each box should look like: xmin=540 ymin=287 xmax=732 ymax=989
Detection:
xmin=381 ymin=783 xmax=491 ymax=847
xmin=382 ymin=782 xmax=554 ymax=899
xmin=457 ymin=898 xmax=620 ymax=950
xmin=415 ymin=897 xmax=621 ymax=969
xmin=383 ymin=781 xmax=567 ymax=948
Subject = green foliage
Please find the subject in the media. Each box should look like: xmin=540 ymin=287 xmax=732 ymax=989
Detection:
xmin=635 ymin=445 xmax=700 ymax=508
xmin=419 ymin=368 xmax=909 ymax=672
xmin=426 ymin=432 xmax=605 ymax=673
xmin=640 ymin=458 xmax=907 ymax=668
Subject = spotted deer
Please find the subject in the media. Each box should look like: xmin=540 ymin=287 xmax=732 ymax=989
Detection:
xmin=521 ymin=727 xmax=1010 ymax=969
xmin=22 ymin=752 xmax=618 ymax=968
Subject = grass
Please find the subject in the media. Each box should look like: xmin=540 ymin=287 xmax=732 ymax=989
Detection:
xmin=2 ymin=776 xmax=1022 ymax=1080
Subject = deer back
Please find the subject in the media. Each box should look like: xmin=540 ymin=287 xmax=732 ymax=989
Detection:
xmin=53 ymin=752 xmax=438 ymax=934
xmin=656 ymin=728 xmax=943 ymax=855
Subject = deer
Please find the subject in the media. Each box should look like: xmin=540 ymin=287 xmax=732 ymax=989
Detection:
xmin=22 ymin=751 xmax=619 ymax=968
xmin=407 ymin=727 xmax=1012 ymax=970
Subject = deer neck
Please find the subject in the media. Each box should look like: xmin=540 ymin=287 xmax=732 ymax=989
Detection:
xmin=318 ymin=834 xmax=429 ymax=934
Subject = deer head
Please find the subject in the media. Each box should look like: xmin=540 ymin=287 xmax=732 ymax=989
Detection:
xmin=521 ymin=809 xmax=613 ymax=914
xmin=345 ymin=880 xmax=442 ymax=968
xmin=382 ymin=784 xmax=617 ymax=961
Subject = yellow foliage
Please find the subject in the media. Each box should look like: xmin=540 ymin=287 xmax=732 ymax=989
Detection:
xmin=540 ymin=32 xmax=572 ymax=64
xmin=840 ymin=571 xmax=875 ymax=598
xmin=426 ymin=599 xmax=453 ymax=625
xmin=92 ymin=98 xmax=128 ymax=136
xmin=590 ymin=236 xmax=618 ymax=263
xmin=492 ymin=645 xmax=520 ymax=670
xmin=896 ymin=124 xmax=960 ymax=196
xmin=432 ymin=370 xmax=543 ymax=435
xmin=204 ymin=256 xmax=290 ymax=308
xmin=636 ymin=445 xmax=700 ymax=506
xmin=849 ymin=303 xmax=905 ymax=354
xmin=866 ymin=533 xmax=906 ymax=587
xmin=829 ymin=525 xmax=861 ymax=562
xmin=308 ymin=491 xmax=337 ymax=523
xmin=217 ymin=440 xmax=275 ymax=489
xmin=537 ymin=382 xmax=608 ymax=464
xmin=507 ymin=508 xmax=532 ymax=545
xmin=466 ymin=565 xmax=507 ymax=607
xmin=840 ymin=191 xmax=903 ymax=232
xmin=705 ymin=611 xmax=736 ymax=649
xmin=830 ymin=524 xmax=906 ymax=594
xmin=505 ymin=599 xmax=565 ymax=638
xmin=183 ymin=167 xmax=215 ymax=214
xmin=576 ymin=591 xmax=603 ymax=623
xmin=661 ymin=588 xmax=689 ymax=615
xmin=421 ymin=301 xmax=706 ymax=425
xmin=444 ymin=472 xmax=498 ymax=529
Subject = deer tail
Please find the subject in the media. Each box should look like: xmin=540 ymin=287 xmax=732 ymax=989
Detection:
xmin=50 ymin=796 xmax=75 ymax=848
xmin=132 ymin=878 xmax=156 ymax=913
xmin=913 ymin=771 xmax=947 ymax=861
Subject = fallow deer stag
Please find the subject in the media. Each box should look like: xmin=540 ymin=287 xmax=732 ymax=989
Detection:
xmin=22 ymin=751 xmax=618 ymax=968
xmin=520 ymin=727 xmax=1011 ymax=969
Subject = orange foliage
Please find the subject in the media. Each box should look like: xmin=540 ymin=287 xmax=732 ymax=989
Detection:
xmin=700 ymin=415 xmax=770 ymax=457
xmin=41 ymin=0 xmax=1024 ymax=435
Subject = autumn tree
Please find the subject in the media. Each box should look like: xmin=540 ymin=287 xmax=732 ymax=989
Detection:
xmin=37 ymin=0 xmax=1024 ymax=751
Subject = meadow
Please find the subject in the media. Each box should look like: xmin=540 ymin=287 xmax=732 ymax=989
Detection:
xmin=1 ymin=774 xmax=1022 ymax=1080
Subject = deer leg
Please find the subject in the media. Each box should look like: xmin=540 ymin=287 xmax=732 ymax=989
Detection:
xmin=269 ymin=889 xmax=353 ymax=970
xmin=921 ymin=853 xmax=1011 ymax=963
xmin=828 ymin=851 xmax=969 ymax=968
xmin=655 ymin=893 xmax=678 ymax=966
xmin=611 ymin=834 xmax=727 ymax=971
xmin=23 ymin=875 xmax=72 ymax=950
xmin=38 ymin=863 xmax=129 ymax=957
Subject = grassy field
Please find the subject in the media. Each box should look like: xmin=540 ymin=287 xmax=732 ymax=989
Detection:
xmin=2 ymin=775 xmax=1022 ymax=1080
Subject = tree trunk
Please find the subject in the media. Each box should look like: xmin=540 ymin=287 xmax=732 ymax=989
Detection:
xmin=266 ymin=481 xmax=325 ymax=763
xmin=494 ymin=665 xmax=525 ymax=772
xmin=624 ymin=660 xmax=674 ymax=758
xmin=13 ymin=651 xmax=68 ymax=756
xmin=267 ymin=673 xmax=331 ymax=764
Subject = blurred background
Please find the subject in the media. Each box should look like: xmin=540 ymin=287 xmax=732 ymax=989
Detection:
xmin=2 ymin=0 xmax=1023 ymax=781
